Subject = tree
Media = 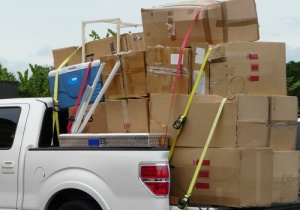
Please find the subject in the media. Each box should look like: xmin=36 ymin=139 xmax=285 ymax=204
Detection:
xmin=89 ymin=28 xmax=118 ymax=40
xmin=17 ymin=64 xmax=53 ymax=97
xmin=0 ymin=63 xmax=17 ymax=81
xmin=286 ymin=61 xmax=300 ymax=110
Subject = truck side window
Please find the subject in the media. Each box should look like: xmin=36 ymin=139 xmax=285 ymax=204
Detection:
xmin=38 ymin=107 xmax=69 ymax=147
xmin=0 ymin=107 xmax=21 ymax=149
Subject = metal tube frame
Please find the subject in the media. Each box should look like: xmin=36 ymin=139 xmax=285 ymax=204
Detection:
xmin=81 ymin=18 xmax=142 ymax=62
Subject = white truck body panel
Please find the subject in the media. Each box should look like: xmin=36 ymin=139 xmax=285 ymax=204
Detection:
xmin=23 ymin=149 xmax=170 ymax=210
xmin=0 ymin=98 xmax=174 ymax=210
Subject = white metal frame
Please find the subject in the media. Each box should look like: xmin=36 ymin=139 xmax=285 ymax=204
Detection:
xmin=81 ymin=18 xmax=142 ymax=62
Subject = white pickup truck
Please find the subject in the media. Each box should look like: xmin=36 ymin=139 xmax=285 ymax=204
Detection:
xmin=2 ymin=97 xmax=300 ymax=210
xmin=0 ymin=97 xmax=185 ymax=210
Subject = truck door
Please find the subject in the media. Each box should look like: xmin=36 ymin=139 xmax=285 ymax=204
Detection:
xmin=0 ymin=105 xmax=29 ymax=209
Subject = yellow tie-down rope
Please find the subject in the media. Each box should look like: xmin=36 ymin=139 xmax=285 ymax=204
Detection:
xmin=177 ymin=97 xmax=227 ymax=210
xmin=168 ymin=47 xmax=212 ymax=161
xmin=52 ymin=46 xmax=81 ymax=146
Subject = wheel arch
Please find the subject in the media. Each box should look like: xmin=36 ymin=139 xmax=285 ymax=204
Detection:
xmin=36 ymin=171 xmax=111 ymax=210
xmin=45 ymin=188 xmax=101 ymax=210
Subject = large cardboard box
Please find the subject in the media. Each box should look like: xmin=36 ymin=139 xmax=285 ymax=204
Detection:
xmin=105 ymin=98 xmax=149 ymax=133
xmin=146 ymin=46 xmax=192 ymax=94
xmin=141 ymin=0 xmax=259 ymax=47
xmin=120 ymin=51 xmax=147 ymax=98
xmin=85 ymin=36 xmax=127 ymax=59
xmin=191 ymin=42 xmax=209 ymax=95
xmin=150 ymin=94 xmax=269 ymax=148
xmin=269 ymin=96 xmax=298 ymax=124
xmin=272 ymin=151 xmax=299 ymax=204
xmin=52 ymin=46 xmax=82 ymax=68
xmin=68 ymin=103 xmax=108 ymax=133
xmin=209 ymin=42 xmax=287 ymax=97
xmin=170 ymin=147 xmax=273 ymax=207
xmin=269 ymin=124 xmax=297 ymax=151
xmin=268 ymin=96 xmax=298 ymax=150
xmin=99 ymin=54 xmax=125 ymax=99
xmin=123 ymin=32 xmax=145 ymax=51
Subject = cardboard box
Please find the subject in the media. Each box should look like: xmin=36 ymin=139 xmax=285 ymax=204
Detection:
xmin=124 ymin=32 xmax=145 ymax=51
xmin=52 ymin=46 xmax=82 ymax=68
xmin=268 ymin=96 xmax=298 ymax=150
xmin=99 ymin=54 xmax=125 ymax=99
xmin=170 ymin=147 xmax=273 ymax=207
xmin=272 ymin=151 xmax=299 ymax=204
xmin=105 ymin=98 xmax=149 ymax=133
xmin=68 ymin=103 xmax=108 ymax=133
xmin=209 ymin=41 xmax=287 ymax=97
xmin=269 ymin=96 xmax=298 ymax=124
xmin=141 ymin=0 xmax=259 ymax=47
xmin=85 ymin=35 xmax=127 ymax=59
xmin=191 ymin=42 xmax=210 ymax=95
xmin=150 ymin=94 xmax=269 ymax=148
xmin=146 ymin=46 xmax=192 ymax=94
xmin=269 ymin=124 xmax=297 ymax=151
xmin=120 ymin=51 xmax=147 ymax=98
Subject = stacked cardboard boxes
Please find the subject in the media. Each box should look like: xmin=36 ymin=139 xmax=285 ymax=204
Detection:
xmin=52 ymin=32 xmax=145 ymax=69
xmin=141 ymin=0 xmax=299 ymax=208
xmin=51 ymin=0 xmax=299 ymax=208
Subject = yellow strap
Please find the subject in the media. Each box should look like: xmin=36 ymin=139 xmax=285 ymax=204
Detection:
xmin=168 ymin=47 xmax=212 ymax=161
xmin=183 ymin=98 xmax=227 ymax=210
xmin=51 ymin=46 xmax=82 ymax=145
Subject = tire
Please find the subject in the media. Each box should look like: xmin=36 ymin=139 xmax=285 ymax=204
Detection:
xmin=58 ymin=199 xmax=100 ymax=210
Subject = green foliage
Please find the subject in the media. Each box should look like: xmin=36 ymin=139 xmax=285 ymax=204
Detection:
xmin=89 ymin=28 xmax=117 ymax=40
xmin=17 ymin=64 xmax=52 ymax=97
xmin=0 ymin=63 xmax=17 ymax=81
xmin=286 ymin=61 xmax=300 ymax=110
xmin=106 ymin=28 xmax=117 ymax=37
xmin=89 ymin=30 xmax=101 ymax=40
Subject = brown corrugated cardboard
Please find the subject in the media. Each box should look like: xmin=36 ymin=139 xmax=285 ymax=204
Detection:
xmin=52 ymin=46 xmax=82 ymax=68
xmin=268 ymin=96 xmax=298 ymax=150
xmin=141 ymin=0 xmax=259 ymax=47
xmin=120 ymin=51 xmax=147 ymax=98
xmin=269 ymin=96 xmax=298 ymax=124
xmin=150 ymin=94 xmax=269 ymax=148
xmin=272 ymin=151 xmax=299 ymax=204
xmin=209 ymin=41 xmax=287 ymax=97
xmin=105 ymin=98 xmax=149 ymax=133
xmin=191 ymin=42 xmax=209 ymax=95
xmin=99 ymin=54 xmax=125 ymax=99
xmin=68 ymin=103 xmax=108 ymax=133
xmin=269 ymin=124 xmax=297 ymax=151
xmin=85 ymin=35 xmax=127 ymax=59
xmin=146 ymin=46 xmax=192 ymax=94
xmin=124 ymin=32 xmax=145 ymax=51
xmin=170 ymin=147 xmax=273 ymax=207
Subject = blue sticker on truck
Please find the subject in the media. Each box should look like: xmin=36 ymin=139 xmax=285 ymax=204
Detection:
xmin=88 ymin=139 xmax=100 ymax=147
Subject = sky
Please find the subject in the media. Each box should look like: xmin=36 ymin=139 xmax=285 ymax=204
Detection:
xmin=0 ymin=0 xmax=300 ymax=75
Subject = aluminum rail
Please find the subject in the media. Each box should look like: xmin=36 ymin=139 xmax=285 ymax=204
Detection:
xmin=81 ymin=18 xmax=142 ymax=62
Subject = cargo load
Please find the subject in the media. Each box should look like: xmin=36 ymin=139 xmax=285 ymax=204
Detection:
xmin=141 ymin=0 xmax=259 ymax=47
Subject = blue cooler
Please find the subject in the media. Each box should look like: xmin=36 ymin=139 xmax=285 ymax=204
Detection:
xmin=48 ymin=60 xmax=104 ymax=109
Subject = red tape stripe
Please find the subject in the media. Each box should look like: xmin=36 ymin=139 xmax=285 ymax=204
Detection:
xmin=195 ymin=182 xmax=210 ymax=189
xmin=251 ymin=64 xmax=259 ymax=71
xmin=166 ymin=7 xmax=203 ymax=136
xmin=67 ymin=61 xmax=93 ymax=133
xmin=198 ymin=170 xmax=209 ymax=178
xmin=248 ymin=76 xmax=259 ymax=82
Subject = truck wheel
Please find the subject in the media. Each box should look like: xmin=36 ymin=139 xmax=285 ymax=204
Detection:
xmin=58 ymin=199 xmax=99 ymax=210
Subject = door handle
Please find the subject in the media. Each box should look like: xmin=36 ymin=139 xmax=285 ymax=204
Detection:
xmin=1 ymin=161 xmax=15 ymax=174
